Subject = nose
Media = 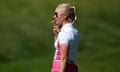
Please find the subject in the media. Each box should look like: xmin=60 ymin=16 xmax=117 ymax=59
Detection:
xmin=53 ymin=15 xmax=57 ymax=18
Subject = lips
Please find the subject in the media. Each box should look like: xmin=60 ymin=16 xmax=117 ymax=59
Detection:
xmin=54 ymin=19 xmax=57 ymax=21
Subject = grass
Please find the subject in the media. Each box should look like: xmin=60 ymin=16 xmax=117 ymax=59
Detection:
xmin=0 ymin=56 xmax=52 ymax=72
xmin=0 ymin=47 xmax=119 ymax=72
xmin=0 ymin=0 xmax=120 ymax=72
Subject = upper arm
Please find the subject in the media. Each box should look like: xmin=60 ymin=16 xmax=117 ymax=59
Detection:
xmin=58 ymin=31 xmax=73 ymax=59
xmin=60 ymin=44 xmax=69 ymax=59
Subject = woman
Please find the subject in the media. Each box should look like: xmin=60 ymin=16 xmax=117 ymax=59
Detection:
xmin=51 ymin=3 xmax=79 ymax=72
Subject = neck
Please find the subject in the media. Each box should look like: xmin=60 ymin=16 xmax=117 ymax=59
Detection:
xmin=62 ymin=21 xmax=70 ymax=26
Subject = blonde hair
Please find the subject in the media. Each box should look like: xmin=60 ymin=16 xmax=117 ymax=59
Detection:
xmin=57 ymin=3 xmax=77 ymax=23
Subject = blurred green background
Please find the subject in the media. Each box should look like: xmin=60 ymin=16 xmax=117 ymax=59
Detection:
xmin=0 ymin=0 xmax=120 ymax=72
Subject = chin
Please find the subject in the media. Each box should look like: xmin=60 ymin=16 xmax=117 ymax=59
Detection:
xmin=56 ymin=22 xmax=61 ymax=25
xmin=55 ymin=22 xmax=59 ymax=25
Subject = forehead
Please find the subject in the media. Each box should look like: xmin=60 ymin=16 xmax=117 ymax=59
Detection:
xmin=55 ymin=7 xmax=65 ymax=13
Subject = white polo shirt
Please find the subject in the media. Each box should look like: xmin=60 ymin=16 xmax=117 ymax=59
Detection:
xmin=54 ymin=23 xmax=79 ymax=62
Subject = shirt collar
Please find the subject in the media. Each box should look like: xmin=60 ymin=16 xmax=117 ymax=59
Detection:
xmin=61 ymin=23 xmax=73 ymax=31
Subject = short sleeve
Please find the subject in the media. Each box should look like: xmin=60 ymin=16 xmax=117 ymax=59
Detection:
xmin=58 ymin=31 xmax=73 ymax=45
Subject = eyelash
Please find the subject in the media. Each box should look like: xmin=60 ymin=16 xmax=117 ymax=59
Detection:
xmin=54 ymin=12 xmax=58 ymax=17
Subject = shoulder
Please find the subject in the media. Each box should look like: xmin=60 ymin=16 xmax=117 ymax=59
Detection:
xmin=58 ymin=28 xmax=73 ymax=40
xmin=62 ymin=27 xmax=73 ymax=33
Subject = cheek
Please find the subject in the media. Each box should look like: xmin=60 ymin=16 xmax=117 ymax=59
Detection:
xmin=58 ymin=17 xmax=64 ymax=21
xmin=56 ymin=17 xmax=62 ymax=22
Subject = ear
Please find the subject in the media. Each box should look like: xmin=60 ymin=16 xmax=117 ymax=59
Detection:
xmin=63 ymin=14 xmax=68 ymax=20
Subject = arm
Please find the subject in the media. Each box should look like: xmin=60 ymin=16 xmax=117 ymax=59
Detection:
xmin=60 ymin=44 xmax=69 ymax=72
xmin=51 ymin=20 xmax=60 ymax=41
xmin=53 ymin=25 xmax=60 ymax=41
xmin=59 ymin=28 xmax=72 ymax=72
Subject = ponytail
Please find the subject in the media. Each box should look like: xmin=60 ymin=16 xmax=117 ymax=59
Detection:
xmin=57 ymin=3 xmax=77 ymax=23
